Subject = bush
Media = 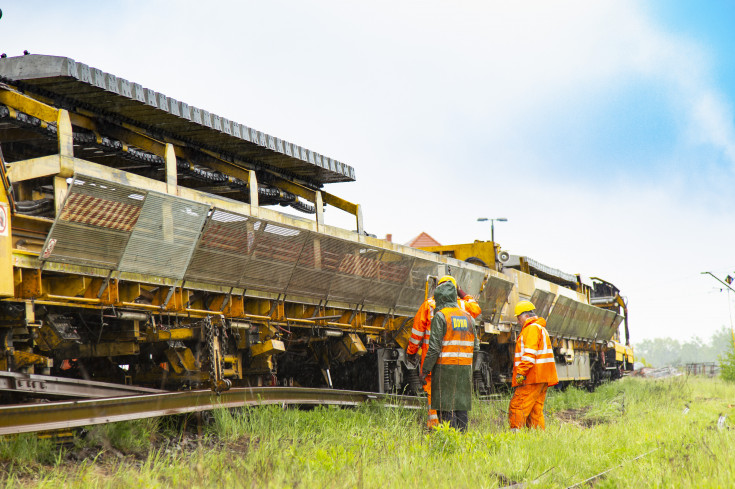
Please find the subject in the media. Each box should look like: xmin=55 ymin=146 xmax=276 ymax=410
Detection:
xmin=720 ymin=345 xmax=735 ymax=382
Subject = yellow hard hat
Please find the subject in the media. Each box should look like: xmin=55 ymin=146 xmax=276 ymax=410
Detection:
xmin=514 ymin=300 xmax=536 ymax=317
xmin=438 ymin=275 xmax=457 ymax=287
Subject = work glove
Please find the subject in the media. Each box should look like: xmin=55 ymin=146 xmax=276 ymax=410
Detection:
xmin=515 ymin=374 xmax=526 ymax=385
xmin=457 ymin=287 xmax=467 ymax=299
xmin=407 ymin=353 xmax=419 ymax=366
xmin=419 ymin=371 xmax=428 ymax=386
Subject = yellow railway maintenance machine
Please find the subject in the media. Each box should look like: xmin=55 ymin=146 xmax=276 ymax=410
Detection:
xmin=0 ymin=55 xmax=630 ymax=397
xmin=0 ymin=54 xmax=517 ymax=396
xmin=421 ymin=241 xmax=634 ymax=390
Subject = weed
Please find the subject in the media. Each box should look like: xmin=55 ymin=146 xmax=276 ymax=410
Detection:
xmin=78 ymin=417 xmax=160 ymax=456
xmin=0 ymin=433 xmax=56 ymax=465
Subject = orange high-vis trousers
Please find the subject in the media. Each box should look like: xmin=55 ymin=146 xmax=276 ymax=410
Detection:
xmin=424 ymin=373 xmax=438 ymax=427
xmin=508 ymin=383 xmax=549 ymax=430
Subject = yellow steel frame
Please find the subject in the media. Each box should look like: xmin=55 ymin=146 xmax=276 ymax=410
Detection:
xmin=0 ymin=85 xmax=363 ymax=228
xmin=420 ymin=241 xmax=498 ymax=269
xmin=0 ymin=85 xmax=398 ymax=379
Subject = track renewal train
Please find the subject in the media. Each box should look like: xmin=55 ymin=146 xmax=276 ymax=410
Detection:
xmin=0 ymin=55 xmax=633 ymax=400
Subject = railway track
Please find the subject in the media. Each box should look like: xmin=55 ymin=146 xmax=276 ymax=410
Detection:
xmin=0 ymin=387 xmax=422 ymax=435
xmin=0 ymin=371 xmax=164 ymax=399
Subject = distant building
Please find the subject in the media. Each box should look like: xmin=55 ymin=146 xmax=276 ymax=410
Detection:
xmin=405 ymin=232 xmax=441 ymax=248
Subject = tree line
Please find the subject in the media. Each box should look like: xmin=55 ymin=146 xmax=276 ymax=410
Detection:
xmin=633 ymin=326 xmax=735 ymax=367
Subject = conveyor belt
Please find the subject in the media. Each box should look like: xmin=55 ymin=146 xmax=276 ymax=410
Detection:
xmin=0 ymin=387 xmax=422 ymax=435
xmin=0 ymin=54 xmax=354 ymax=185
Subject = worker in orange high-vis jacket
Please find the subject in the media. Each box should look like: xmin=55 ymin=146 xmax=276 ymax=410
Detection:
xmin=406 ymin=275 xmax=481 ymax=427
xmin=421 ymin=278 xmax=478 ymax=432
xmin=508 ymin=300 xmax=558 ymax=430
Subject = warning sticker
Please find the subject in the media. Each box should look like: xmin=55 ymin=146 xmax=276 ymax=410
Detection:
xmin=42 ymin=238 xmax=57 ymax=259
xmin=0 ymin=204 xmax=7 ymax=237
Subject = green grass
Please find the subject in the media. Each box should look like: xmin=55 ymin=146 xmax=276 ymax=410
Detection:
xmin=2 ymin=376 xmax=735 ymax=488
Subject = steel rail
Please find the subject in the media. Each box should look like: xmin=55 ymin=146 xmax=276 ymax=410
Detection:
xmin=0 ymin=371 xmax=164 ymax=399
xmin=565 ymin=448 xmax=659 ymax=489
xmin=0 ymin=387 xmax=422 ymax=435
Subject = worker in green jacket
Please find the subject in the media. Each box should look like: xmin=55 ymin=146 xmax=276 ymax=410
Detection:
xmin=421 ymin=278 xmax=479 ymax=431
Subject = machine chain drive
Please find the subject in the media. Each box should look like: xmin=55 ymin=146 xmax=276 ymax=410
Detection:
xmin=203 ymin=316 xmax=231 ymax=394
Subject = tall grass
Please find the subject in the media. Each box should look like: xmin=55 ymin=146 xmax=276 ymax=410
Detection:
xmin=2 ymin=376 xmax=734 ymax=488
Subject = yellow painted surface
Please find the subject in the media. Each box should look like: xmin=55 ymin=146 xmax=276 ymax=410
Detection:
xmin=147 ymin=328 xmax=196 ymax=342
xmin=57 ymin=110 xmax=74 ymax=164
xmin=53 ymin=176 xmax=68 ymax=214
xmin=13 ymin=350 xmax=53 ymax=369
xmin=343 ymin=333 xmax=366 ymax=356
xmin=77 ymin=341 xmax=139 ymax=357
xmin=6 ymin=155 xmax=61 ymax=182
xmin=394 ymin=322 xmax=412 ymax=350
xmin=165 ymin=143 xmax=177 ymax=194
xmin=0 ymin=199 xmax=11 ymax=296
xmin=165 ymin=347 xmax=198 ymax=374
xmin=420 ymin=241 xmax=497 ymax=268
xmin=0 ymin=88 xmax=59 ymax=123
xmin=251 ymin=339 xmax=286 ymax=357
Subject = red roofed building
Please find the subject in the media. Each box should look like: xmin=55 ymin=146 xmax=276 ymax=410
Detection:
xmin=405 ymin=232 xmax=441 ymax=248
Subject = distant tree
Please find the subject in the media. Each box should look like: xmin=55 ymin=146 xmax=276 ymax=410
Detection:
xmin=720 ymin=346 xmax=735 ymax=382
xmin=719 ymin=328 xmax=735 ymax=382
xmin=633 ymin=327 xmax=734 ymax=367
xmin=634 ymin=337 xmax=683 ymax=367
xmin=710 ymin=327 xmax=735 ymax=357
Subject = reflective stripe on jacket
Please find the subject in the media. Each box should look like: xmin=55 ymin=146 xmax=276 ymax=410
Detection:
xmin=406 ymin=295 xmax=481 ymax=364
xmin=512 ymin=317 xmax=559 ymax=387
xmin=435 ymin=306 xmax=475 ymax=366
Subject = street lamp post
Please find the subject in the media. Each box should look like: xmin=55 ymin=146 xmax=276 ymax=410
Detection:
xmin=477 ymin=217 xmax=508 ymax=244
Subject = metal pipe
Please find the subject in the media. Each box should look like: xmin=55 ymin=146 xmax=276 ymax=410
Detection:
xmin=45 ymin=295 xmax=101 ymax=303
xmin=116 ymin=311 xmax=148 ymax=321
xmin=229 ymin=320 xmax=252 ymax=329
xmin=119 ymin=302 xmax=162 ymax=311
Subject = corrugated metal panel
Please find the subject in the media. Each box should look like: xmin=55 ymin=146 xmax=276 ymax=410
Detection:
xmin=185 ymin=210 xmax=481 ymax=309
xmin=40 ymin=175 xmax=143 ymax=269
xmin=286 ymin=235 xmax=334 ymax=299
xmin=40 ymin=176 xmax=509 ymax=315
xmin=476 ymin=276 xmax=514 ymax=325
xmin=184 ymin=209 xmax=255 ymax=286
xmin=118 ymin=193 xmax=209 ymax=279
xmin=607 ymin=313 xmax=624 ymax=341
xmin=237 ymin=221 xmax=308 ymax=293
xmin=325 ymin=240 xmax=379 ymax=304
xmin=548 ymin=295 xmax=621 ymax=341
xmin=579 ymin=304 xmax=598 ymax=339
xmin=547 ymin=295 xmax=576 ymax=337
xmin=395 ymin=258 xmax=436 ymax=310
xmin=451 ymin=267 xmax=481 ymax=301
xmin=363 ymin=251 xmax=413 ymax=306
xmin=530 ymin=289 xmax=555 ymax=321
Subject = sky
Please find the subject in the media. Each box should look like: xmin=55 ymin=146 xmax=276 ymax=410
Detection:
xmin=2 ymin=0 xmax=735 ymax=344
